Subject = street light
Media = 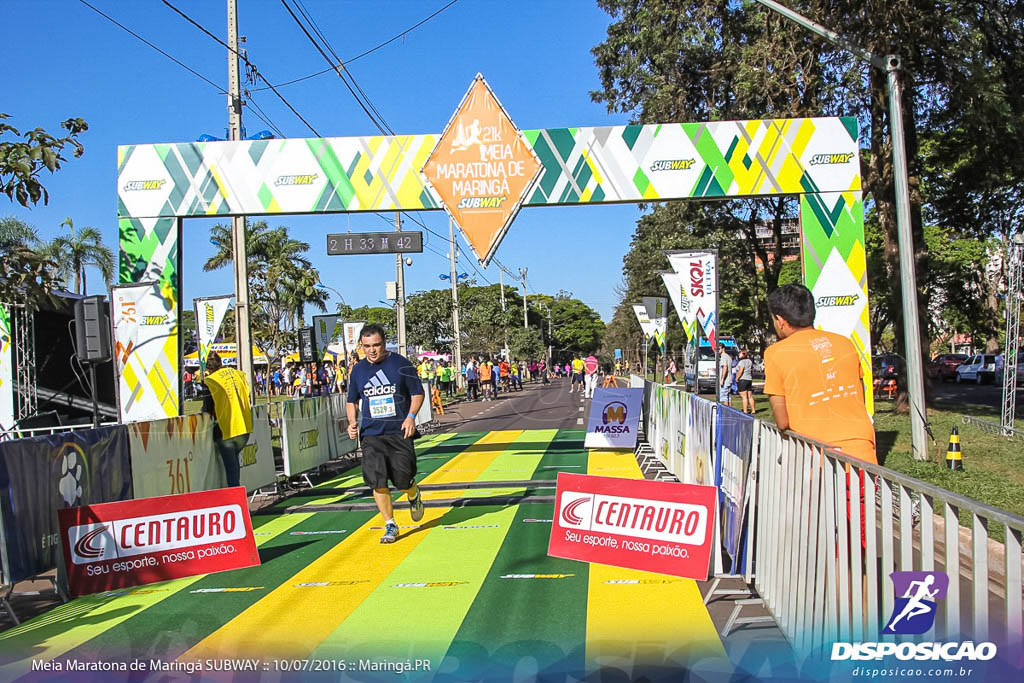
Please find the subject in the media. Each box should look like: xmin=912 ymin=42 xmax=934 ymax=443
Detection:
xmin=753 ymin=0 xmax=930 ymax=460
xmin=439 ymin=273 xmax=469 ymax=281
xmin=316 ymin=283 xmax=347 ymax=308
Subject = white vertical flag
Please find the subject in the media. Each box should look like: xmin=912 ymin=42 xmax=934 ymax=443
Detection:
xmin=194 ymin=295 xmax=233 ymax=374
xmin=659 ymin=270 xmax=695 ymax=343
xmin=632 ymin=304 xmax=656 ymax=342
xmin=642 ymin=296 xmax=668 ymax=354
xmin=666 ymin=250 xmax=718 ymax=346
xmin=312 ymin=315 xmax=340 ymax=355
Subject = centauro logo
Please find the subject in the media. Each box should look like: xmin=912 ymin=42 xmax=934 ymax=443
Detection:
xmin=457 ymin=196 xmax=507 ymax=209
xmin=123 ymin=179 xmax=167 ymax=191
xmin=298 ymin=430 xmax=319 ymax=450
xmin=142 ymin=315 xmax=172 ymax=325
xmin=809 ymin=153 xmax=854 ymax=165
xmin=817 ymin=294 xmax=860 ymax=307
xmin=650 ymin=159 xmax=695 ymax=172
xmin=275 ymin=174 xmax=318 ymax=186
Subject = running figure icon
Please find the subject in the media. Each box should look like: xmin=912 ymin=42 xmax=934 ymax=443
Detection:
xmin=885 ymin=574 xmax=940 ymax=633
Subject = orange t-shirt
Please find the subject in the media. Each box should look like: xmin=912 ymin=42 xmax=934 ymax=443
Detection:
xmin=499 ymin=362 xmax=510 ymax=377
xmin=763 ymin=329 xmax=876 ymax=464
xmin=480 ymin=363 xmax=492 ymax=381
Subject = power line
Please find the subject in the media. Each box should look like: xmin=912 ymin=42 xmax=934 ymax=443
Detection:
xmin=243 ymin=92 xmax=287 ymax=138
xmin=160 ymin=0 xmax=321 ymax=137
xmin=252 ymin=0 xmax=460 ymax=92
xmin=78 ymin=0 xmax=225 ymax=93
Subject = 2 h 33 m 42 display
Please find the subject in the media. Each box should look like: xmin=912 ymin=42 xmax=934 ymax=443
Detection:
xmin=326 ymin=231 xmax=423 ymax=256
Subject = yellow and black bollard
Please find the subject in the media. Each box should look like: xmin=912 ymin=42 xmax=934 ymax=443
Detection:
xmin=945 ymin=426 xmax=963 ymax=472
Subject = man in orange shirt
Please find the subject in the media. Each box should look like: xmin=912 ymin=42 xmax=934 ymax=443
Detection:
xmin=763 ymin=284 xmax=876 ymax=464
xmin=479 ymin=359 xmax=493 ymax=401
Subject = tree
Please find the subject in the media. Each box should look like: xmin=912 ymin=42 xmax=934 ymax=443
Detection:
xmin=508 ymin=326 xmax=545 ymax=360
xmin=0 ymin=114 xmax=88 ymax=207
xmin=45 ymin=217 xmax=114 ymax=295
xmin=406 ymin=288 xmax=453 ymax=352
xmin=0 ymin=216 xmax=61 ymax=309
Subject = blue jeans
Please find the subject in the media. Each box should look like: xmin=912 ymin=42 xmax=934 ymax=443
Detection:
xmin=216 ymin=433 xmax=249 ymax=488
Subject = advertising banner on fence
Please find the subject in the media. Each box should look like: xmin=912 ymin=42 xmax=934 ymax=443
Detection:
xmin=312 ymin=314 xmax=340 ymax=354
xmin=0 ymin=426 xmax=131 ymax=584
xmin=57 ymin=487 xmax=259 ymax=597
xmin=193 ymin=295 xmax=232 ymax=375
xmin=128 ymin=414 xmax=221 ymax=499
xmin=687 ymin=393 xmax=716 ymax=487
xmin=240 ymin=405 xmax=276 ymax=492
xmin=666 ymin=250 xmax=718 ymax=346
xmin=548 ymin=473 xmax=716 ymax=580
xmin=112 ymin=281 xmax=179 ymax=422
xmin=325 ymin=394 xmax=357 ymax=459
xmin=0 ymin=305 xmax=13 ymax=432
xmin=584 ymin=388 xmax=642 ymax=449
xmin=280 ymin=397 xmax=330 ymax=475
xmin=641 ymin=297 xmax=668 ymax=354
xmin=716 ymin=405 xmax=755 ymax=572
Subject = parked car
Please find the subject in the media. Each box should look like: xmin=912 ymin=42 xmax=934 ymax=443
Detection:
xmin=872 ymin=354 xmax=904 ymax=380
xmin=955 ymin=354 xmax=998 ymax=384
xmin=927 ymin=353 xmax=968 ymax=382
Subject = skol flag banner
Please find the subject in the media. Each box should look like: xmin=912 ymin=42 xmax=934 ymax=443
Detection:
xmin=112 ymin=281 xmax=178 ymax=423
xmin=584 ymin=388 xmax=643 ymax=449
xmin=659 ymin=270 xmax=695 ymax=342
xmin=193 ymin=295 xmax=232 ymax=374
xmin=312 ymin=314 xmax=340 ymax=354
xmin=666 ymin=250 xmax=718 ymax=346
xmin=0 ymin=305 xmax=13 ymax=431
xmin=642 ymin=296 xmax=668 ymax=354
xmin=632 ymin=304 xmax=656 ymax=342
xmin=422 ymin=74 xmax=541 ymax=267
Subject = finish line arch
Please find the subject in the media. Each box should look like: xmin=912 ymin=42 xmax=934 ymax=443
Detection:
xmin=116 ymin=90 xmax=870 ymax=421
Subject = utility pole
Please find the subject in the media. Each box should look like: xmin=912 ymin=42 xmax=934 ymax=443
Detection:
xmin=499 ymin=268 xmax=508 ymax=356
xmin=395 ymin=212 xmax=407 ymax=357
xmin=448 ymin=216 xmax=463 ymax=389
xmin=520 ymin=267 xmax=528 ymax=329
xmin=227 ymin=0 xmax=253 ymax=399
xmin=754 ymin=0 xmax=929 ymax=459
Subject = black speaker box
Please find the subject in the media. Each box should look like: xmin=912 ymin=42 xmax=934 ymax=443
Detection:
xmin=74 ymin=296 xmax=111 ymax=363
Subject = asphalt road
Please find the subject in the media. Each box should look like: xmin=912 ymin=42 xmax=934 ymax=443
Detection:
xmin=433 ymin=376 xmax=609 ymax=432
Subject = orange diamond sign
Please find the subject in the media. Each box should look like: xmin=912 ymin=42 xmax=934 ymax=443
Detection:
xmin=422 ymin=74 xmax=541 ymax=266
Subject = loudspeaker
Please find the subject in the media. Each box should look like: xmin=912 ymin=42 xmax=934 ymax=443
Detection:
xmin=74 ymin=296 xmax=111 ymax=363
xmin=298 ymin=326 xmax=317 ymax=363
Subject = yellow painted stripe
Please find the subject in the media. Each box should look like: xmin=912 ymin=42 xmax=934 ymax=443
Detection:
xmin=181 ymin=430 xmax=521 ymax=660
xmin=584 ymin=450 xmax=725 ymax=670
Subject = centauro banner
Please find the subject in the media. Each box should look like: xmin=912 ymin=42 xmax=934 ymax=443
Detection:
xmin=666 ymin=251 xmax=718 ymax=347
xmin=422 ymin=74 xmax=541 ymax=266
xmin=0 ymin=305 xmax=13 ymax=431
xmin=112 ymin=281 xmax=179 ymax=422
xmin=641 ymin=297 xmax=668 ymax=354
xmin=194 ymin=295 xmax=232 ymax=375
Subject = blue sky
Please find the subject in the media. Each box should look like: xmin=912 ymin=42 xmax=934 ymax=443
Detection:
xmin=4 ymin=0 xmax=643 ymax=321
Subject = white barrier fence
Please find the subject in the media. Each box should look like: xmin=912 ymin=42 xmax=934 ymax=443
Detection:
xmin=632 ymin=376 xmax=1024 ymax=658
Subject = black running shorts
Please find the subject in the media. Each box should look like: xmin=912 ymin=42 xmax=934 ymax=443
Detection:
xmin=361 ymin=433 xmax=417 ymax=490
xmin=737 ymin=379 xmax=753 ymax=392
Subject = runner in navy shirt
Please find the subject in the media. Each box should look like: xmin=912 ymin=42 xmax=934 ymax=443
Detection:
xmin=346 ymin=324 xmax=425 ymax=543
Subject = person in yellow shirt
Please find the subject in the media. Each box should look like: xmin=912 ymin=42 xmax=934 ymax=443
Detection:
xmin=200 ymin=351 xmax=253 ymax=488
xmin=570 ymin=356 xmax=585 ymax=393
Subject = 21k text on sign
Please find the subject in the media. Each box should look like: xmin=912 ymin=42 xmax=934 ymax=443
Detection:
xmin=548 ymin=473 xmax=716 ymax=580
xmin=58 ymin=487 xmax=259 ymax=598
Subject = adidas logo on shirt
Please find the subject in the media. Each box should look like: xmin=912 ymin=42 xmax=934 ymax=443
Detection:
xmin=363 ymin=369 xmax=397 ymax=397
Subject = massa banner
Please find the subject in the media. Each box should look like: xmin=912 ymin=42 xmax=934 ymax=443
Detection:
xmin=584 ymin=388 xmax=643 ymax=449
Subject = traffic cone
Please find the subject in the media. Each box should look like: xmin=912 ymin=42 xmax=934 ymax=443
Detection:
xmin=945 ymin=427 xmax=963 ymax=472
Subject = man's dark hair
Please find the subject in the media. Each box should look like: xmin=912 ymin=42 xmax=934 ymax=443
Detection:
xmin=206 ymin=350 xmax=222 ymax=372
xmin=767 ymin=284 xmax=816 ymax=328
xmin=360 ymin=322 xmax=388 ymax=343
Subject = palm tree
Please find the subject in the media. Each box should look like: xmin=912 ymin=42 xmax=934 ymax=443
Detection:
xmin=0 ymin=216 xmax=60 ymax=308
xmin=46 ymin=217 xmax=114 ymax=295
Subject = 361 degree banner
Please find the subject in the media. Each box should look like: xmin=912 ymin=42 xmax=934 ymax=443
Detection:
xmin=58 ymin=487 xmax=259 ymax=597
xmin=547 ymin=473 xmax=716 ymax=580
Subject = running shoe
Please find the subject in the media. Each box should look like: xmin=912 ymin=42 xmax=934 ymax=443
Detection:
xmin=380 ymin=520 xmax=399 ymax=544
xmin=408 ymin=490 xmax=424 ymax=522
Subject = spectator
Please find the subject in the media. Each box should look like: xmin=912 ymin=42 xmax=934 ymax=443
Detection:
xmin=665 ymin=357 xmax=677 ymax=384
xmin=199 ymin=351 xmax=252 ymax=488
xmin=583 ymin=353 xmax=600 ymax=399
xmin=763 ymin=284 xmax=875 ymax=464
xmin=736 ymin=348 xmax=755 ymax=414
xmin=466 ymin=357 xmax=480 ymax=401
